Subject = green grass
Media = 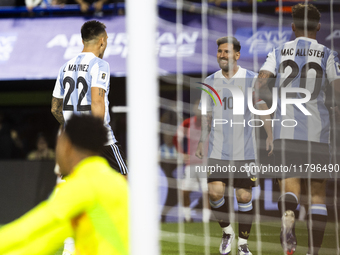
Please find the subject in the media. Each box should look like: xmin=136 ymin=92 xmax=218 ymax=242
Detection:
xmin=160 ymin=221 xmax=340 ymax=255
xmin=12 ymin=220 xmax=340 ymax=255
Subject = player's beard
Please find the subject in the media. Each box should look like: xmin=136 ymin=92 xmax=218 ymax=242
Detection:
xmin=218 ymin=58 xmax=234 ymax=73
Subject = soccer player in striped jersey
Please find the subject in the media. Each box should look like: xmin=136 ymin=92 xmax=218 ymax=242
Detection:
xmin=255 ymin=4 xmax=340 ymax=255
xmin=0 ymin=115 xmax=128 ymax=255
xmin=51 ymin=20 xmax=128 ymax=255
xmin=196 ymin=36 xmax=274 ymax=255
xmin=51 ymin=20 xmax=128 ymax=176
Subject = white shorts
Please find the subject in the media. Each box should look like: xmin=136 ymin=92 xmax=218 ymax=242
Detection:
xmin=181 ymin=165 xmax=208 ymax=192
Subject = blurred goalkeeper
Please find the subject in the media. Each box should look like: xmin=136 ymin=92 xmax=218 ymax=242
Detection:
xmin=0 ymin=114 xmax=128 ymax=255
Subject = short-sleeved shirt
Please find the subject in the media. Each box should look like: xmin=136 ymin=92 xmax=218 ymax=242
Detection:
xmin=200 ymin=66 xmax=262 ymax=161
xmin=0 ymin=156 xmax=128 ymax=255
xmin=260 ymin=37 xmax=340 ymax=144
xmin=53 ymin=52 xmax=116 ymax=145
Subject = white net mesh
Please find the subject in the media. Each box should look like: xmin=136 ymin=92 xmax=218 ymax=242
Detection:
xmin=148 ymin=1 xmax=340 ymax=254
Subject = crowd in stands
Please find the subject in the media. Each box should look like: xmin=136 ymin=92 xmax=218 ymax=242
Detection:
xmin=0 ymin=0 xmax=124 ymax=14
xmin=0 ymin=110 xmax=55 ymax=160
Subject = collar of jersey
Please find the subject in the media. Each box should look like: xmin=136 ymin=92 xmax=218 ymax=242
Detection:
xmin=216 ymin=65 xmax=242 ymax=83
xmin=294 ymin=36 xmax=318 ymax=44
xmin=79 ymin=52 xmax=97 ymax=57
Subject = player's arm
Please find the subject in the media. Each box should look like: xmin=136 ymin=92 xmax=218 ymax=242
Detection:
xmin=0 ymin=201 xmax=71 ymax=254
xmin=254 ymin=48 xmax=277 ymax=104
xmin=256 ymin=103 xmax=274 ymax=156
xmin=0 ymin=176 xmax=93 ymax=254
xmin=195 ymin=111 xmax=211 ymax=159
xmin=90 ymin=61 xmax=109 ymax=120
xmin=0 ymin=221 xmax=71 ymax=255
xmin=254 ymin=70 xmax=275 ymax=104
xmin=51 ymin=96 xmax=65 ymax=126
xmin=91 ymin=87 xmax=106 ymax=120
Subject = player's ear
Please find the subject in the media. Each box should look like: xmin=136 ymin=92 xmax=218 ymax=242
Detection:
xmin=316 ymin=23 xmax=321 ymax=32
xmin=291 ymin=23 xmax=296 ymax=32
xmin=235 ymin=51 xmax=240 ymax=60
xmin=60 ymin=132 xmax=72 ymax=154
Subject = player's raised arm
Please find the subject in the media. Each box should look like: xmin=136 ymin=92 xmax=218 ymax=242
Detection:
xmin=51 ymin=96 xmax=65 ymax=126
xmin=91 ymin=87 xmax=106 ymax=120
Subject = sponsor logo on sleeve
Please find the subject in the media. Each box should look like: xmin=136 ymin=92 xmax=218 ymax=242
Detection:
xmin=100 ymin=71 xmax=108 ymax=82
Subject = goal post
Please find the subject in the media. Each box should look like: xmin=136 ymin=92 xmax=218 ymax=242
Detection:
xmin=126 ymin=0 xmax=159 ymax=254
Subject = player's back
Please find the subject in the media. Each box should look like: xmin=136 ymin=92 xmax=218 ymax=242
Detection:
xmin=56 ymin=52 xmax=107 ymax=119
xmin=53 ymin=52 xmax=116 ymax=145
xmin=262 ymin=37 xmax=340 ymax=143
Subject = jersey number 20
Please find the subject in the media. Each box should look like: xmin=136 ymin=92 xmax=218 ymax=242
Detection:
xmin=278 ymin=60 xmax=323 ymax=100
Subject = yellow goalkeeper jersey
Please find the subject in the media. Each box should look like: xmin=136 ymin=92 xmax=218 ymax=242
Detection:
xmin=0 ymin=156 xmax=128 ymax=255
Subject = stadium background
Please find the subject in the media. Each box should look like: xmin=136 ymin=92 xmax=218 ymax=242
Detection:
xmin=0 ymin=0 xmax=339 ymax=254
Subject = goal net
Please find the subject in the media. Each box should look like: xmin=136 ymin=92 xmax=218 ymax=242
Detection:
xmin=127 ymin=0 xmax=340 ymax=254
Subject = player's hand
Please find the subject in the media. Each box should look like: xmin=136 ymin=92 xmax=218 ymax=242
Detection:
xmin=183 ymin=153 xmax=190 ymax=162
xmin=195 ymin=142 xmax=204 ymax=159
xmin=266 ymin=136 xmax=274 ymax=156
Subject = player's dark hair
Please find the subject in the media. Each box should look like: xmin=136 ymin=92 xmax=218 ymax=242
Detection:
xmin=81 ymin=20 xmax=106 ymax=42
xmin=292 ymin=3 xmax=320 ymax=31
xmin=64 ymin=114 xmax=107 ymax=153
xmin=216 ymin=36 xmax=241 ymax=52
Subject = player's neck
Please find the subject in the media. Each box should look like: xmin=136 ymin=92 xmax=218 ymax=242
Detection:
xmin=222 ymin=65 xmax=239 ymax=79
xmin=82 ymin=47 xmax=100 ymax=58
xmin=294 ymin=31 xmax=317 ymax=40
xmin=67 ymin=151 xmax=97 ymax=174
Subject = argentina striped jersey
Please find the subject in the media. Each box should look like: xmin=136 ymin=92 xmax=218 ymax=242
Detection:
xmin=53 ymin=52 xmax=116 ymax=145
xmin=201 ymin=67 xmax=260 ymax=161
xmin=261 ymin=37 xmax=340 ymax=144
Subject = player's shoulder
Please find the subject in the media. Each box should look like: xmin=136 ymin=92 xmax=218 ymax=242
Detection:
xmin=204 ymin=70 xmax=222 ymax=84
xmin=272 ymin=42 xmax=290 ymax=55
xmin=59 ymin=58 xmax=74 ymax=74
xmin=89 ymin=58 xmax=110 ymax=75
xmin=242 ymin=67 xmax=257 ymax=78
xmin=94 ymin=57 xmax=109 ymax=64
xmin=321 ymin=45 xmax=339 ymax=61
xmin=58 ymin=53 xmax=81 ymax=72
